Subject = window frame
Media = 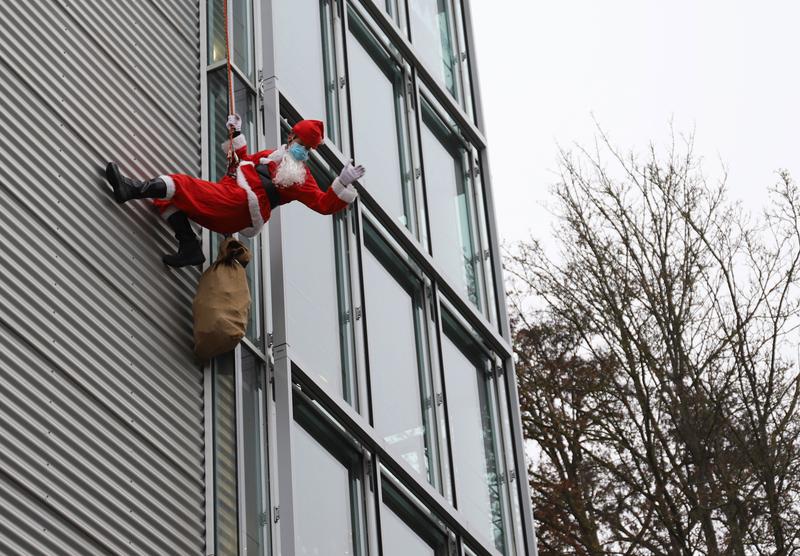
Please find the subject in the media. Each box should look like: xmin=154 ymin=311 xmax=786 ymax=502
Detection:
xmin=359 ymin=213 xmax=444 ymax=491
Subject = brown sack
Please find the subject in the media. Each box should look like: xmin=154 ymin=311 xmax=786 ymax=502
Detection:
xmin=193 ymin=237 xmax=252 ymax=362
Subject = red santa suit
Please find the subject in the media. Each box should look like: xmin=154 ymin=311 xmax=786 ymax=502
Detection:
xmin=151 ymin=120 xmax=357 ymax=236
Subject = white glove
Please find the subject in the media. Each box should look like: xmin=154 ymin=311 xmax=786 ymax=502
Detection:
xmin=339 ymin=160 xmax=365 ymax=186
xmin=226 ymin=113 xmax=242 ymax=132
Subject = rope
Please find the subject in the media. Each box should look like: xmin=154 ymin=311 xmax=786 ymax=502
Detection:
xmin=223 ymin=0 xmax=237 ymax=177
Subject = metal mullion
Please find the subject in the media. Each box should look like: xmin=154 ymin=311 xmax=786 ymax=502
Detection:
xmin=372 ymin=455 xmax=385 ymax=556
xmin=241 ymin=337 xmax=268 ymax=362
xmin=464 ymin=149 xmax=488 ymax=317
xmin=349 ymin=0 xmax=486 ymax=150
xmin=230 ymin=62 xmax=258 ymax=93
xmin=234 ymin=344 xmax=248 ymax=555
xmin=494 ymin=370 xmax=526 ymax=555
xmin=485 ymin=364 xmax=515 ymax=554
xmin=409 ymin=65 xmax=431 ymax=254
xmin=207 ymin=59 xmax=228 ymax=73
xmin=426 ymin=280 xmax=452 ymax=504
xmin=256 ymin=362 xmax=270 ymax=556
xmin=352 ymin=200 xmax=375 ymax=427
xmin=432 ymin=287 xmax=458 ymax=510
xmin=292 ymin=360 xmax=502 ymax=556
xmin=332 ymin=0 xmax=352 ymax=157
xmin=200 ymin=0 xmax=214 ymax=552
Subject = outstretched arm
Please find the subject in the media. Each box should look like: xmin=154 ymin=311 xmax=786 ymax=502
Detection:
xmin=294 ymin=161 xmax=365 ymax=215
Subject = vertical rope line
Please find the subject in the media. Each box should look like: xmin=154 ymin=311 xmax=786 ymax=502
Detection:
xmin=223 ymin=0 xmax=237 ymax=175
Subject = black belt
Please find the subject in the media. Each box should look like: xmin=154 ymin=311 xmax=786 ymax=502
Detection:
xmin=255 ymin=164 xmax=280 ymax=210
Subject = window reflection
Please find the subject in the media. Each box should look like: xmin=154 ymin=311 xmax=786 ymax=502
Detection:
xmin=241 ymin=350 xmax=268 ymax=554
xmin=363 ymin=222 xmax=436 ymax=483
xmin=275 ymin=0 xmax=340 ymax=145
xmin=440 ymin=318 xmax=505 ymax=552
xmin=292 ymin=414 xmax=362 ymax=555
xmin=213 ymin=351 xmax=239 ymax=556
xmin=208 ymin=70 xmax=257 ymax=182
xmin=381 ymin=503 xmax=436 ymax=556
xmin=232 ymin=0 xmax=255 ymax=79
xmin=282 ymin=161 xmax=356 ymax=404
xmin=348 ymin=10 xmax=416 ymax=234
xmin=409 ymin=0 xmax=458 ymax=96
xmin=420 ymin=105 xmax=481 ymax=307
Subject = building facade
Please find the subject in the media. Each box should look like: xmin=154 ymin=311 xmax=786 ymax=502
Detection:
xmin=0 ymin=0 xmax=536 ymax=554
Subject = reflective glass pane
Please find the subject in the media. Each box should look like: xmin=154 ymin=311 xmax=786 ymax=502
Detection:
xmin=275 ymin=0 xmax=338 ymax=139
xmin=497 ymin=375 xmax=525 ymax=554
xmin=409 ymin=0 xmax=457 ymax=96
xmin=348 ymin=14 xmax=415 ymax=232
xmin=238 ymin=234 xmax=262 ymax=347
xmin=381 ymin=503 xmax=436 ymax=556
xmin=209 ymin=70 xmax=257 ymax=181
xmin=293 ymin=421 xmax=356 ymax=555
xmin=472 ymin=155 xmax=496 ymax=323
xmin=421 ymin=116 xmax=480 ymax=306
xmin=441 ymin=329 xmax=505 ymax=552
xmin=214 ymin=352 xmax=239 ymax=556
xmin=241 ymin=350 xmax=268 ymax=554
xmin=282 ymin=165 xmax=354 ymax=403
xmin=233 ymin=0 xmax=255 ymax=79
xmin=208 ymin=0 xmax=226 ymax=65
xmin=363 ymin=228 xmax=433 ymax=482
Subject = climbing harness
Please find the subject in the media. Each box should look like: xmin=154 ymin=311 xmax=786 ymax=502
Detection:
xmin=222 ymin=0 xmax=237 ymax=177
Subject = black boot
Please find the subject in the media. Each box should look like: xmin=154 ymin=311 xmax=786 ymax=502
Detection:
xmin=105 ymin=162 xmax=167 ymax=203
xmin=162 ymin=211 xmax=205 ymax=268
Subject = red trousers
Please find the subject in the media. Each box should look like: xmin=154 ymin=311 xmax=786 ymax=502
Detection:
xmin=153 ymin=174 xmax=254 ymax=234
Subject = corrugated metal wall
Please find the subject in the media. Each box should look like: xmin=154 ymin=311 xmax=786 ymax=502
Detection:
xmin=0 ymin=0 xmax=206 ymax=554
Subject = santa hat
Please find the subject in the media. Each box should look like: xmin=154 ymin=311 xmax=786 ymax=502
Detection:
xmin=292 ymin=120 xmax=324 ymax=149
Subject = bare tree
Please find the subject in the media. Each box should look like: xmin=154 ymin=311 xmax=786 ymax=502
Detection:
xmin=507 ymin=131 xmax=800 ymax=555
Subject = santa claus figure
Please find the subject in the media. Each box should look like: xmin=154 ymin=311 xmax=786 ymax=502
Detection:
xmin=105 ymin=117 xmax=365 ymax=267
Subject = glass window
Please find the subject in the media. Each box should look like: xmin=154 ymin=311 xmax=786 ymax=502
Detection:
xmin=348 ymin=11 xmax=416 ymax=234
xmin=209 ymin=70 xmax=257 ymax=181
xmin=241 ymin=350 xmax=269 ymax=554
xmin=214 ymin=352 xmax=239 ymax=556
xmin=472 ymin=154 xmax=497 ymax=325
xmin=282 ymin=161 xmax=356 ymax=403
xmin=232 ymin=0 xmax=255 ymax=80
xmin=208 ymin=0 xmax=226 ymax=65
xmin=496 ymin=374 xmax=525 ymax=554
xmin=239 ymin=234 xmax=263 ymax=347
xmin=362 ymin=222 xmax=436 ymax=483
xmin=382 ymin=504 xmax=436 ymax=556
xmin=420 ymin=106 xmax=481 ymax=307
xmin=292 ymin=418 xmax=360 ymax=555
xmin=275 ymin=0 xmax=340 ymax=144
xmin=208 ymin=0 xmax=255 ymax=80
xmin=409 ymin=0 xmax=458 ymax=96
xmin=380 ymin=474 xmax=448 ymax=555
xmin=440 ymin=318 xmax=505 ymax=552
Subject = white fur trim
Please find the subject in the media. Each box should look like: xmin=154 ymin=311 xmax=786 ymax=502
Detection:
xmin=160 ymin=175 xmax=176 ymax=200
xmin=265 ymin=145 xmax=287 ymax=164
xmin=220 ymin=134 xmax=247 ymax=152
xmin=160 ymin=205 xmax=179 ymax=219
xmin=235 ymin=163 xmax=265 ymax=236
xmin=331 ymin=177 xmax=357 ymax=204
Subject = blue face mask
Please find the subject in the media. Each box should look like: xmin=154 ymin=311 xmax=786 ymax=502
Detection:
xmin=289 ymin=142 xmax=309 ymax=162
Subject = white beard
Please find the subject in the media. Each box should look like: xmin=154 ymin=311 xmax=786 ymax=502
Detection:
xmin=271 ymin=145 xmax=307 ymax=187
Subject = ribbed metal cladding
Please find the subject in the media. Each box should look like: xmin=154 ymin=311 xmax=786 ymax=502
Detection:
xmin=0 ymin=0 xmax=205 ymax=554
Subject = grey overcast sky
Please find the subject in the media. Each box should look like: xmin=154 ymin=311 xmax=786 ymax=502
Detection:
xmin=471 ymin=1 xmax=800 ymax=246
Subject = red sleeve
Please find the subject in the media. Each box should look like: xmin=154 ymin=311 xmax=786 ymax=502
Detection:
xmin=221 ymin=133 xmax=249 ymax=160
xmin=285 ymin=172 xmax=352 ymax=215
